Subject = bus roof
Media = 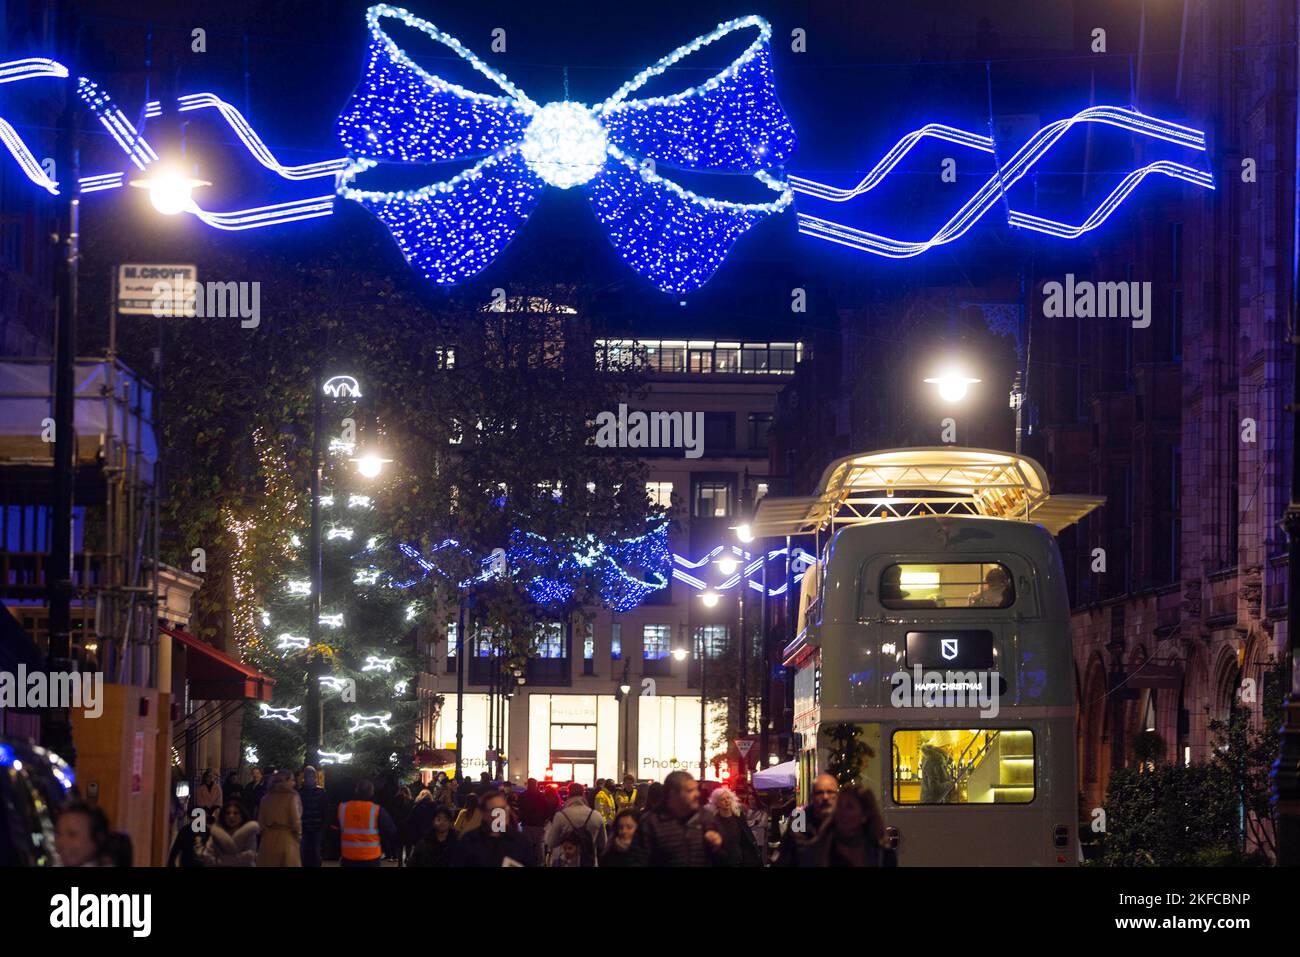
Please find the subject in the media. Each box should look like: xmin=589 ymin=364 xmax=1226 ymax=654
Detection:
xmin=749 ymin=447 xmax=1103 ymax=538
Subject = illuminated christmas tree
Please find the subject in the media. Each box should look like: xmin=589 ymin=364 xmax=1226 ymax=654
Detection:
xmin=243 ymin=413 xmax=421 ymax=781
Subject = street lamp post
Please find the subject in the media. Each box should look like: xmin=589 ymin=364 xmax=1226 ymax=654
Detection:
xmin=42 ymin=66 xmax=80 ymax=763
xmin=698 ymin=624 xmax=707 ymax=782
xmin=618 ymin=661 xmax=631 ymax=779
xmin=304 ymin=373 xmax=325 ymax=765
xmin=455 ymin=594 xmax=466 ymax=782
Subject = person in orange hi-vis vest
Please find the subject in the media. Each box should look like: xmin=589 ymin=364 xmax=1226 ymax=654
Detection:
xmin=338 ymin=779 xmax=396 ymax=867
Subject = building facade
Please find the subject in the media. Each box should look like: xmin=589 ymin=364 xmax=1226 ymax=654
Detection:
xmin=424 ymin=337 xmax=804 ymax=786
xmin=1037 ymin=0 xmax=1296 ymax=816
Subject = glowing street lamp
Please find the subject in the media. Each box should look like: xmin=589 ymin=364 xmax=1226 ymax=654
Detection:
xmin=351 ymin=452 xmax=393 ymax=479
xmin=671 ymin=647 xmax=689 ymax=662
xmin=735 ymin=524 xmax=754 ymax=543
xmin=924 ymin=368 xmax=981 ymax=403
xmin=700 ymin=590 xmax=720 ymax=608
xmin=129 ymin=165 xmax=210 ymax=216
xmin=716 ymin=556 xmax=739 ymax=576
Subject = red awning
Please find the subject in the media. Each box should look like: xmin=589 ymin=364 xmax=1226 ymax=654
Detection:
xmin=163 ymin=626 xmax=274 ymax=701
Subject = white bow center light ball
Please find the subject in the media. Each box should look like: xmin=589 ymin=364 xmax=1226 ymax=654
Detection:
xmin=520 ymin=102 xmax=609 ymax=189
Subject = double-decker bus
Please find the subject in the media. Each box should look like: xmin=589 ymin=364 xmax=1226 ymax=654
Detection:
xmin=753 ymin=448 xmax=1102 ymax=866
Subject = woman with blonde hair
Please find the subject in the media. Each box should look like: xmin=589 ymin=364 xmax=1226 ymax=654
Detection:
xmin=707 ymin=786 xmax=762 ymax=867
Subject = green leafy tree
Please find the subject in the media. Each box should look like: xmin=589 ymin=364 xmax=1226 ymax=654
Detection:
xmin=1098 ymin=659 xmax=1286 ymax=865
xmin=1207 ymin=657 xmax=1287 ymax=860
xmin=1097 ymin=763 xmax=1239 ymax=866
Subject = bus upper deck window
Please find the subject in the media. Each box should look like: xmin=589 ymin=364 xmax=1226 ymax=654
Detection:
xmin=879 ymin=562 xmax=1015 ymax=609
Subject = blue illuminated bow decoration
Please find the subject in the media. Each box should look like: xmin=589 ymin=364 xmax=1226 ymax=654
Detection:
xmin=336 ymin=5 xmax=796 ymax=294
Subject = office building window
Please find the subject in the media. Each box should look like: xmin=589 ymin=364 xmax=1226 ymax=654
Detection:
xmin=695 ymin=625 xmax=728 ymax=657
xmin=769 ymin=343 xmax=799 ymax=373
xmin=643 ymin=624 xmax=671 ymax=660
xmin=535 ymin=622 xmax=564 ymax=659
xmin=748 ymin=413 xmax=773 ymax=450
xmin=583 ymin=622 xmax=594 ymax=676
xmin=693 ymin=480 xmax=733 ymax=518
xmin=703 ymin=412 xmax=734 ymax=452
xmin=611 ymin=623 xmax=621 ymax=660
xmin=646 ymin=481 xmax=674 ymax=509
xmin=715 ymin=343 xmax=741 ymax=372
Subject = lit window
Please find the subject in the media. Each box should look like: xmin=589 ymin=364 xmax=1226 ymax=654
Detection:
xmin=879 ymin=562 xmax=1015 ymax=609
xmin=534 ymin=622 xmax=564 ymax=659
xmin=695 ymin=625 xmax=728 ymax=657
xmin=611 ymin=623 xmax=621 ymax=660
xmin=642 ymin=624 xmax=671 ymax=660
xmin=891 ymin=729 xmax=1035 ymax=804
xmin=693 ymin=481 xmax=732 ymax=518
xmin=646 ymin=481 xmax=673 ymax=509
xmin=583 ymin=623 xmax=594 ymax=661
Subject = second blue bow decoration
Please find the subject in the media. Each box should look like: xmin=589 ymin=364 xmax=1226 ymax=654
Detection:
xmin=335 ymin=4 xmax=797 ymax=294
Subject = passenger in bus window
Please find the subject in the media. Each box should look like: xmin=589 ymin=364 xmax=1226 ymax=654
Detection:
xmin=967 ymin=566 xmax=1011 ymax=607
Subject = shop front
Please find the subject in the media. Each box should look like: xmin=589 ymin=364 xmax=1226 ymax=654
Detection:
xmin=527 ymin=694 xmax=619 ymax=787
xmin=433 ymin=694 xmax=510 ymax=778
xmin=637 ymin=695 xmax=725 ymax=783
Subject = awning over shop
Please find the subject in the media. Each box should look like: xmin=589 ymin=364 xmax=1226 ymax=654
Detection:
xmin=163 ymin=626 xmax=274 ymax=701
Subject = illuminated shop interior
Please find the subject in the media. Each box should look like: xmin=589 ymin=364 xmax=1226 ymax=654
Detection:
xmin=891 ymin=729 xmax=1034 ymax=804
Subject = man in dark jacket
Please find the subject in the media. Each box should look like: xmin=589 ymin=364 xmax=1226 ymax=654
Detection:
xmin=627 ymin=771 xmax=722 ymax=867
xmin=409 ymin=805 xmax=459 ymax=866
xmin=298 ymin=766 xmax=327 ymax=867
xmin=452 ymin=790 xmax=537 ymax=867
xmin=775 ymin=772 xmax=839 ymax=866
xmin=517 ymin=778 xmax=553 ymax=864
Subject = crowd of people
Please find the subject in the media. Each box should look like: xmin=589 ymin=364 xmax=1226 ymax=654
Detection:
xmin=50 ymin=762 xmax=893 ymax=868
xmin=147 ymin=765 xmax=895 ymax=868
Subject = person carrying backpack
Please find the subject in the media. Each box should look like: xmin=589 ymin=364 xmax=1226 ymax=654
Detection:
xmin=544 ymin=783 xmax=606 ymax=866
